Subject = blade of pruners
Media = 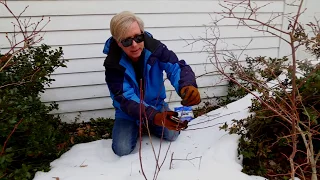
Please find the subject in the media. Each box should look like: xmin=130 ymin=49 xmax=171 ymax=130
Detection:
xmin=168 ymin=115 xmax=188 ymax=130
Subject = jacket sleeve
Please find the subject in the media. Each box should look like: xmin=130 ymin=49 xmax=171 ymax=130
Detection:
xmin=155 ymin=43 xmax=198 ymax=96
xmin=104 ymin=66 xmax=159 ymax=122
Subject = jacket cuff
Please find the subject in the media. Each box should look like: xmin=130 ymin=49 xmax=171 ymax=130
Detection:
xmin=145 ymin=106 xmax=160 ymax=126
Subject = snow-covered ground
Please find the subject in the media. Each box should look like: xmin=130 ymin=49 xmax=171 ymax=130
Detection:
xmin=33 ymin=93 xmax=268 ymax=180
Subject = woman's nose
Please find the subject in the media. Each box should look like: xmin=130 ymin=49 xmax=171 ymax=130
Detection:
xmin=131 ymin=40 xmax=138 ymax=47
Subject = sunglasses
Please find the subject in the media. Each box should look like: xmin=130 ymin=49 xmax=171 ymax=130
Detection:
xmin=120 ymin=33 xmax=144 ymax=47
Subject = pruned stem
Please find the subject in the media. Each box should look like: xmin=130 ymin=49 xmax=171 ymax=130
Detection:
xmin=1 ymin=118 xmax=23 ymax=156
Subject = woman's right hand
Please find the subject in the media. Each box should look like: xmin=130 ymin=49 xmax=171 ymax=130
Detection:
xmin=153 ymin=111 xmax=188 ymax=131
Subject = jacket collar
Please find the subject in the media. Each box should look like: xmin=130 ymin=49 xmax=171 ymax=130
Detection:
xmin=102 ymin=31 xmax=161 ymax=67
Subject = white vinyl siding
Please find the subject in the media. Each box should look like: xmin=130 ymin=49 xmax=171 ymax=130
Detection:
xmin=0 ymin=0 xmax=285 ymax=123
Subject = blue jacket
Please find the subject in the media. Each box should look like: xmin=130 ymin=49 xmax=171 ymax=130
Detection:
xmin=102 ymin=32 xmax=198 ymax=124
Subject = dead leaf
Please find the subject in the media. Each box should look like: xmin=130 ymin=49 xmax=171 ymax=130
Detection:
xmin=52 ymin=177 xmax=60 ymax=180
xmin=89 ymin=132 xmax=96 ymax=136
xmin=80 ymin=164 xmax=88 ymax=167
xmin=56 ymin=142 xmax=67 ymax=151
xmin=70 ymin=136 xmax=75 ymax=144
xmin=77 ymin=129 xmax=84 ymax=136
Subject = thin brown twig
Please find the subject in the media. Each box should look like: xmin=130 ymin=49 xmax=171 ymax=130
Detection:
xmin=204 ymin=1 xmax=320 ymax=179
xmin=0 ymin=66 xmax=43 ymax=89
xmin=184 ymin=122 xmax=225 ymax=131
xmin=1 ymin=4 xmax=50 ymax=72
xmin=267 ymin=172 xmax=291 ymax=177
xmin=169 ymin=152 xmax=174 ymax=170
xmin=217 ymin=3 xmax=289 ymax=35
xmin=154 ymin=92 xmax=177 ymax=180
xmin=139 ymin=79 xmax=147 ymax=180
xmin=212 ymin=29 xmax=296 ymax=125
xmin=0 ymin=173 xmax=7 ymax=179
xmin=169 ymin=152 xmax=202 ymax=170
xmin=142 ymin=104 xmax=161 ymax=173
xmin=153 ymin=123 xmax=166 ymax=180
xmin=188 ymin=111 xmax=241 ymax=127
xmin=1 ymin=118 xmax=23 ymax=156
xmin=1 ymin=1 xmax=28 ymax=40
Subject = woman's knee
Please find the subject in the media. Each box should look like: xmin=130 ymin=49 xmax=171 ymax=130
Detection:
xmin=112 ymin=140 xmax=136 ymax=156
xmin=111 ymin=118 xmax=139 ymax=156
xmin=153 ymin=127 xmax=180 ymax=141
xmin=164 ymin=130 xmax=180 ymax=142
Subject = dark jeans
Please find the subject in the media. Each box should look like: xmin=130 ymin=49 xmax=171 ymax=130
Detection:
xmin=111 ymin=110 xmax=180 ymax=156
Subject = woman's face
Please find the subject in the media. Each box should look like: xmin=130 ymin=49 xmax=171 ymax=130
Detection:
xmin=117 ymin=21 xmax=144 ymax=62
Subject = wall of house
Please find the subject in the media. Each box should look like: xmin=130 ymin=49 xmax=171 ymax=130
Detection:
xmin=279 ymin=0 xmax=320 ymax=61
xmin=0 ymin=0 xmax=285 ymax=123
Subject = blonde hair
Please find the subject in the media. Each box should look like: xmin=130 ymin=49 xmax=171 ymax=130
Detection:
xmin=110 ymin=11 xmax=144 ymax=42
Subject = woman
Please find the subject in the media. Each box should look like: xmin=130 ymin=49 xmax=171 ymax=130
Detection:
xmin=103 ymin=11 xmax=201 ymax=156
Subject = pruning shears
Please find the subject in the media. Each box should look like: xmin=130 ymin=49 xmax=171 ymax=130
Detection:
xmin=168 ymin=115 xmax=189 ymax=130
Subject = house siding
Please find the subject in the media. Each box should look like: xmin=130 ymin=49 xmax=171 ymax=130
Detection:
xmin=279 ymin=0 xmax=320 ymax=61
xmin=0 ymin=0 xmax=285 ymax=123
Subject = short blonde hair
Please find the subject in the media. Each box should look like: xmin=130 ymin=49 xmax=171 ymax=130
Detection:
xmin=110 ymin=11 xmax=144 ymax=42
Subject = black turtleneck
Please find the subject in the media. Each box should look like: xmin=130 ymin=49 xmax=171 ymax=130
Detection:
xmin=131 ymin=51 xmax=145 ymax=90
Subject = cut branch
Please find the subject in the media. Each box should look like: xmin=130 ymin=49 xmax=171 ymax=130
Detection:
xmin=1 ymin=118 xmax=23 ymax=156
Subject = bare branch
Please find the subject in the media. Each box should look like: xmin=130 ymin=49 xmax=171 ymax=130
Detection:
xmin=1 ymin=118 xmax=23 ymax=156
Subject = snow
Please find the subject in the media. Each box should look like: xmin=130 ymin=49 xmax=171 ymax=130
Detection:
xmin=33 ymin=93 xmax=268 ymax=180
